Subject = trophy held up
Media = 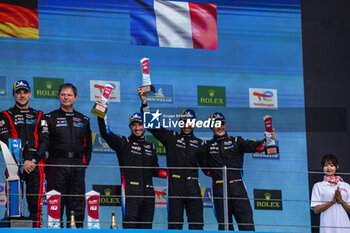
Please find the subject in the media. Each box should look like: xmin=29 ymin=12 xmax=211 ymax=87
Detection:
xmin=263 ymin=115 xmax=279 ymax=155
xmin=91 ymin=83 xmax=116 ymax=118
xmin=140 ymin=58 xmax=155 ymax=93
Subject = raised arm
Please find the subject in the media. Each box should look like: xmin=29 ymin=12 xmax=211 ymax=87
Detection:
xmin=138 ymin=87 xmax=173 ymax=146
xmin=238 ymin=129 xmax=276 ymax=153
xmin=238 ymin=136 xmax=265 ymax=153
xmin=95 ymin=97 xmax=127 ymax=152
xmin=97 ymin=116 xmax=126 ymax=152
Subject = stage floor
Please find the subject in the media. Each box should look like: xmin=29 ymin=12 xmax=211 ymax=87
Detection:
xmin=1 ymin=229 xmax=284 ymax=233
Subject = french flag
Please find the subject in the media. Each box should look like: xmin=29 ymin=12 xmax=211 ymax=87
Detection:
xmin=130 ymin=0 xmax=218 ymax=50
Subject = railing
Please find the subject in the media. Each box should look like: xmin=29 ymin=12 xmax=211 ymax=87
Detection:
xmin=0 ymin=162 xmax=349 ymax=232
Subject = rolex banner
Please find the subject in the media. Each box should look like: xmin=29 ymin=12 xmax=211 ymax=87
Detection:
xmin=92 ymin=185 xmax=121 ymax=206
xmin=33 ymin=77 xmax=64 ymax=99
xmin=86 ymin=190 xmax=100 ymax=229
xmin=197 ymin=85 xmax=226 ymax=106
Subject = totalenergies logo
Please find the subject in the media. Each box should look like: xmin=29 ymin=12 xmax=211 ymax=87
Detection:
xmin=90 ymin=80 xmax=120 ymax=103
xmin=253 ymin=91 xmax=273 ymax=102
xmin=94 ymin=84 xmax=115 ymax=95
xmin=155 ymin=187 xmax=167 ymax=207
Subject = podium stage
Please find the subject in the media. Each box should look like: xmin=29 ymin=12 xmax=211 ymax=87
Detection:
xmin=1 ymin=229 xmax=281 ymax=233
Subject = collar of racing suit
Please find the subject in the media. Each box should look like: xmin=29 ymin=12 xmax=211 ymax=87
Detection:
xmin=129 ymin=134 xmax=146 ymax=142
xmin=178 ymin=130 xmax=194 ymax=138
xmin=58 ymin=107 xmax=76 ymax=116
xmin=12 ymin=105 xmax=31 ymax=113
xmin=213 ymin=133 xmax=229 ymax=141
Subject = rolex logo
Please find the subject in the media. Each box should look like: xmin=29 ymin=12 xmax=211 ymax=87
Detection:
xmin=254 ymin=189 xmax=282 ymax=210
xmin=198 ymin=86 xmax=226 ymax=106
xmin=208 ymin=89 xmax=215 ymax=97
xmin=46 ymin=81 xmax=53 ymax=89
xmin=93 ymin=185 xmax=121 ymax=206
xmin=264 ymin=192 xmax=271 ymax=200
xmin=34 ymin=77 xmax=64 ymax=99
xmin=104 ymin=188 xmax=112 ymax=196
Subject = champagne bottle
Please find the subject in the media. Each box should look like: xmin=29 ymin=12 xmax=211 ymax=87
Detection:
xmin=69 ymin=211 xmax=77 ymax=229
xmin=110 ymin=211 xmax=118 ymax=229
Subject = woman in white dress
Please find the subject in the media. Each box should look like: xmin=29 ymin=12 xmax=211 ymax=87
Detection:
xmin=311 ymin=154 xmax=350 ymax=233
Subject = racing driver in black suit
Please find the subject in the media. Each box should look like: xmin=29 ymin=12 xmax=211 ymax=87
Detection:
xmin=205 ymin=112 xmax=276 ymax=231
xmin=0 ymin=80 xmax=49 ymax=228
xmin=97 ymin=99 xmax=166 ymax=229
xmin=45 ymin=83 xmax=92 ymax=228
xmin=138 ymin=88 xmax=206 ymax=230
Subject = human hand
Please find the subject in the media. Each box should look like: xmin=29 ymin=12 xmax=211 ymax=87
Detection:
xmin=264 ymin=128 xmax=276 ymax=140
xmin=23 ymin=160 xmax=36 ymax=174
xmin=138 ymin=87 xmax=147 ymax=104
xmin=335 ymin=188 xmax=343 ymax=203
xmin=96 ymin=97 xmax=109 ymax=107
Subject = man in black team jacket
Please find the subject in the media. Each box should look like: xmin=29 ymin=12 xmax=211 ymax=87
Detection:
xmin=205 ymin=112 xmax=276 ymax=231
xmin=0 ymin=80 xmax=49 ymax=227
xmin=45 ymin=83 xmax=92 ymax=228
xmin=138 ymin=88 xmax=205 ymax=230
xmin=97 ymin=99 xmax=166 ymax=229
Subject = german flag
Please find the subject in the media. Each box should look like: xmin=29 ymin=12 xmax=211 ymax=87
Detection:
xmin=0 ymin=0 xmax=38 ymax=39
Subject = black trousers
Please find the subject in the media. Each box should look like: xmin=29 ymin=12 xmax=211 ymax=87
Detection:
xmin=123 ymin=194 xmax=155 ymax=229
xmin=213 ymin=181 xmax=255 ymax=231
xmin=168 ymin=194 xmax=204 ymax=230
xmin=24 ymin=160 xmax=45 ymax=228
xmin=167 ymin=179 xmax=203 ymax=230
xmin=47 ymin=158 xmax=85 ymax=228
